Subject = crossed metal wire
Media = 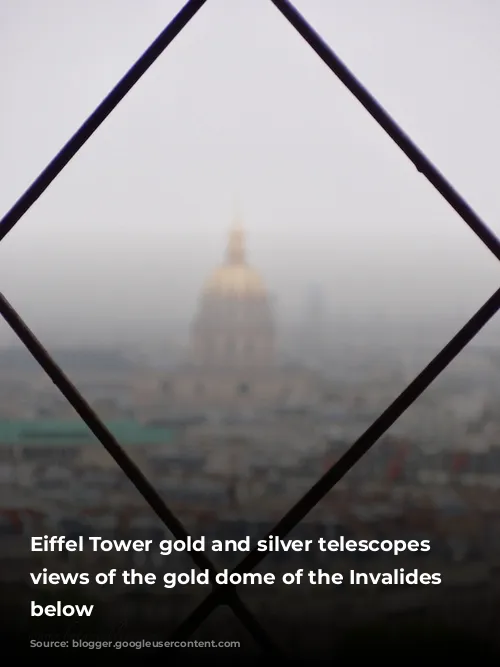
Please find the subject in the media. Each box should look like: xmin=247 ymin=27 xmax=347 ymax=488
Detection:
xmin=1 ymin=0 xmax=499 ymax=656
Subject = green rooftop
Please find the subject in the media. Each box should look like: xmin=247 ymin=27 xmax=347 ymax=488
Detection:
xmin=0 ymin=420 xmax=174 ymax=446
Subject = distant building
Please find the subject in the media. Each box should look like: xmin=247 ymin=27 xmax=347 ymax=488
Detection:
xmin=0 ymin=420 xmax=175 ymax=467
xmin=299 ymin=283 xmax=328 ymax=366
xmin=145 ymin=216 xmax=326 ymax=413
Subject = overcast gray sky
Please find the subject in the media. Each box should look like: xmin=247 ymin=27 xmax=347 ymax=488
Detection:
xmin=0 ymin=0 xmax=499 ymax=349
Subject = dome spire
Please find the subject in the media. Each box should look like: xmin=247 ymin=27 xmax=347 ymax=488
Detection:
xmin=203 ymin=208 xmax=266 ymax=296
xmin=226 ymin=207 xmax=246 ymax=265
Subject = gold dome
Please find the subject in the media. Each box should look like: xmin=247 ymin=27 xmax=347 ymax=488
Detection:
xmin=203 ymin=220 xmax=267 ymax=297
xmin=204 ymin=264 xmax=266 ymax=296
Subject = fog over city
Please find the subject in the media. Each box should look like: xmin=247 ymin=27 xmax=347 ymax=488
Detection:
xmin=2 ymin=5 xmax=500 ymax=653
xmin=0 ymin=0 xmax=499 ymax=356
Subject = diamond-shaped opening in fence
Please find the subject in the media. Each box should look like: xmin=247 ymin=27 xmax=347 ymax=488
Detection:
xmin=236 ymin=316 xmax=500 ymax=655
xmin=1 ymin=0 xmax=500 ymax=653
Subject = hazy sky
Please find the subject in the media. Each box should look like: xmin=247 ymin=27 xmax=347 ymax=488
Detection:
xmin=0 ymin=0 xmax=499 ymax=348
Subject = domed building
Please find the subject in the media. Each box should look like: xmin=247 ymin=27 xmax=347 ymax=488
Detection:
xmin=190 ymin=220 xmax=274 ymax=370
xmin=154 ymin=216 xmax=326 ymax=414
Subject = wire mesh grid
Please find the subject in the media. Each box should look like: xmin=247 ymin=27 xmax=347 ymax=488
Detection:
xmin=1 ymin=0 xmax=499 ymax=656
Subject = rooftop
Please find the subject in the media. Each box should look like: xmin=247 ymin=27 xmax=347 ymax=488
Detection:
xmin=0 ymin=420 xmax=174 ymax=446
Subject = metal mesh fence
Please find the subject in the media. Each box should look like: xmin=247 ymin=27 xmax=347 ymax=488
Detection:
xmin=1 ymin=0 xmax=499 ymax=656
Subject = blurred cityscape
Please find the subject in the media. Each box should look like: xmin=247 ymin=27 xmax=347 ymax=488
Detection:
xmin=0 ymin=220 xmax=499 ymax=637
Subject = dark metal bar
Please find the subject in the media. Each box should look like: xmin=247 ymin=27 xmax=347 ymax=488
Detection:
xmin=0 ymin=293 xmax=280 ymax=654
xmin=0 ymin=0 xmax=208 ymax=244
xmin=171 ymin=286 xmax=500 ymax=639
xmin=270 ymin=0 xmax=500 ymax=262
